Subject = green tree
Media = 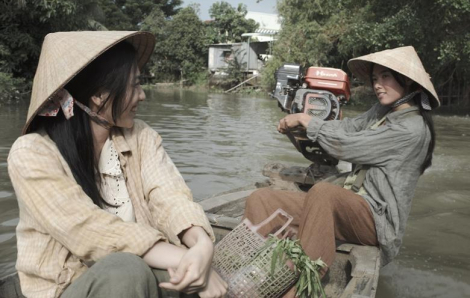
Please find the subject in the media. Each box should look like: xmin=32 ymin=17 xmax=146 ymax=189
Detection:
xmin=208 ymin=1 xmax=259 ymax=43
xmin=263 ymin=0 xmax=470 ymax=106
xmin=141 ymin=5 xmax=208 ymax=83
xmin=338 ymin=0 xmax=470 ymax=94
xmin=97 ymin=0 xmax=182 ymax=30
xmin=261 ymin=0 xmax=341 ymax=87
xmin=95 ymin=0 xmax=133 ymax=30
xmin=0 ymin=0 xmax=99 ymax=102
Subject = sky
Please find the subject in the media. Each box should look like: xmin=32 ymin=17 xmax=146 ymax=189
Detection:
xmin=182 ymin=0 xmax=278 ymax=21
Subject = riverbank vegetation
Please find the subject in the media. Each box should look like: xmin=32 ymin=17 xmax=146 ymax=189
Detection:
xmin=264 ymin=0 xmax=470 ymax=109
xmin=1 ymin=0 xmax=469 ymax=108
xmin=0 ymin=0 xmax=257 ymax=102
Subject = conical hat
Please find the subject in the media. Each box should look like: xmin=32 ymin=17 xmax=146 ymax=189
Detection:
xmin=24 ymin=31 xmax=155 ymax=134
xmin=347 ymin=46 xmax=440 ymax=109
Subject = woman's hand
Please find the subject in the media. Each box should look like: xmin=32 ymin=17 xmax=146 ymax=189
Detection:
xmin=160 ymin=226 xmax=214 ymax=293
xmin=198 ymin=269 xmax=228 ymax=298
xmin=281 ymin=225 xmax=299 ymax=241
xmin=142 ymin=241 xmax=187 ymax=269
xmin=277 ymin=113 xmax=312 ymax=134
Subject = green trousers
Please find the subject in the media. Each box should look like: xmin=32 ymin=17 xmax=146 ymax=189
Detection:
xmin=61 ymin=252 xmax=199 ymax=298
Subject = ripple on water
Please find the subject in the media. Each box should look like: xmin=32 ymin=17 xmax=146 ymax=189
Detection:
xmin=428 ymin=154 xmax=470 ymax=173
xmin=378 ymin=262 xmax=470 ymax=298
xmin=0 ymin=232 xmax=15 ymax=243
xmin=1 ymin=218 xmax=19 ymax=227
xmin=0 ymin=191 xmax=12 ymax=199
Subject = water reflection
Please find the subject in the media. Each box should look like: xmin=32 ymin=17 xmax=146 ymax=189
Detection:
xmin=0 ymin=89 xmax=469 ymax=298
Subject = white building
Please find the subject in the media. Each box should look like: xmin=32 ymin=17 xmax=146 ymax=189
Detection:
xmin=208 ymin=12 xmax=281 ymax=74
xmin=245 ymin=11 xmax=281 ymax=42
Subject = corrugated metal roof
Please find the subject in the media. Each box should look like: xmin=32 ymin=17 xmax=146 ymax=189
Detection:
xmin=255 ymin=28 xmax=279 ymax=35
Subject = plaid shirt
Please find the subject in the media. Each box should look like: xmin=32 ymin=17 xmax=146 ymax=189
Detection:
xmin=8 ymin=119 xmax=214 ymax=298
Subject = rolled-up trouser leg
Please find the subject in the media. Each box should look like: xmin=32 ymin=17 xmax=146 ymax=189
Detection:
xmin=61 ymin=252 xmax=158 ymax=298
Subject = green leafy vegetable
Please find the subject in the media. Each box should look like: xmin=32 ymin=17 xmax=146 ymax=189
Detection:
xmin=261 ymin=235 xmax=327 ymax=298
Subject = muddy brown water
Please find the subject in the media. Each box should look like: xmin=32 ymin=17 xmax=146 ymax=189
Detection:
xmin=1 ymin=88 xmax=469 ymax=297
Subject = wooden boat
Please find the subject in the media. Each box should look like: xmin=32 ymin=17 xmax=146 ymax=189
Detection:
xmin=201 ymin=162 xmax=381 ymax=298
xmin=0 ymin=163 xmax=380 ymax=298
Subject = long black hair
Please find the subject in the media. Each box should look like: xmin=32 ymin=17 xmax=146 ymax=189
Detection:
xmin=29 ymin=41 xmax=138 ymax=207
xmin=369 ymin=63 xmax=436 ymax=174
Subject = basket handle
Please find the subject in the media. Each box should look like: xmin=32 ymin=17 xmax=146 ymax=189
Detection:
xmin=249 ymin=208 xmax=293 ymax=237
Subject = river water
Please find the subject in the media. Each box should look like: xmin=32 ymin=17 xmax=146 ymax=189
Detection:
xmin=1 ymin=88 xmax=469 ymax=297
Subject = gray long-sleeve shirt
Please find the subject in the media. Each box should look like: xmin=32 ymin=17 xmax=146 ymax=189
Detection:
xmin=306 ymin=104 xmax=431 ymax=265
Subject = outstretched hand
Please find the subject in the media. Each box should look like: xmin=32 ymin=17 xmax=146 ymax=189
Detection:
xmin=277 ymin=114 xmax=312 ymax=134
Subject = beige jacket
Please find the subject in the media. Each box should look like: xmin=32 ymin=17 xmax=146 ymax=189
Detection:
xmin=8 ymin=119 xmax=214 ymax=298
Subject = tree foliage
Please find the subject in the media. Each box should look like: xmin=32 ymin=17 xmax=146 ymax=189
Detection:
xmin=141 ymin=5 xmax=208 ymax=83
xmin=0 ymin=0 xmax=98 ymax=80
xmin=264 ymin=0 xmax=470 ymax=103
xmin=208 ymin=1 xmax=259 ymax=43
xmin=97 ymin=0 xmax=182 ymax=30
xmin=1 ymin=0 xmax=468 ymax=104
xmin=0 ymin=0 xmax=184 ymax=101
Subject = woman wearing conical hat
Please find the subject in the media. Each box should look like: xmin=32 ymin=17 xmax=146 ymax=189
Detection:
xmin=8 ymin=31 xmax=227 ymax=298
xmin=244 ymin=46 xmax=438 ymax=297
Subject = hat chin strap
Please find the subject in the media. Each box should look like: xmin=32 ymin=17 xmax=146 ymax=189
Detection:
xmin=391 ymin=90 xmax=431 ymax=111
xmin=74 ymin=100 xmax=113 ymax=130
xmin=38 ymin=88 xmax=113 ymax=130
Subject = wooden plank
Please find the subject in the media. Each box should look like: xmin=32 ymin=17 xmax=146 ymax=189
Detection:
xmin=224 ymin=75 xmax=259 ymax=93
xmin=200 ymin=189 xmax=256 ymax=213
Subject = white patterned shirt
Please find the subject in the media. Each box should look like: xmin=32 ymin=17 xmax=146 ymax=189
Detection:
xmin=99 ymin=138 xmax=135 ymax=222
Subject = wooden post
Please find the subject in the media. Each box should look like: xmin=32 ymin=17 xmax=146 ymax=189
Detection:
xmin=224 ymin=75 xmax=259 ymax=93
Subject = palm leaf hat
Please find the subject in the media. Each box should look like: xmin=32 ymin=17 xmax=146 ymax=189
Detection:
xmin=347 ymin=46 xmax=440 ymax=109
xmin=23 ymin=31 xmax=155 ymax=134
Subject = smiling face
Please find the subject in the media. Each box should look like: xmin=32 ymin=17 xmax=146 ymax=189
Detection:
xmin=116 ymin=67 xmax=145 ymax=128
xmin=371 ymin=64 xmax=407 ymax=106
xmin=98 ymin=66 xmax=146 ymax=129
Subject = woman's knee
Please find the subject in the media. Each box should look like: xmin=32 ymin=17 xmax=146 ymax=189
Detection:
xmin=96 ymin=252 xmax=153 ymax=282
xmin=245 ymin=188 xmax=274 ymax=209
xmin=305 ymin=182 xmax=333 ymax=207
xmin=308 ymin=182 xmax=331 ymax=195
xmin=63 ymin=253 xmax=157 ymax=298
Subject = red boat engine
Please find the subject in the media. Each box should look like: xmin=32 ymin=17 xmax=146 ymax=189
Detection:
xmin=272 ymin=64 xmax=351 ymax=169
